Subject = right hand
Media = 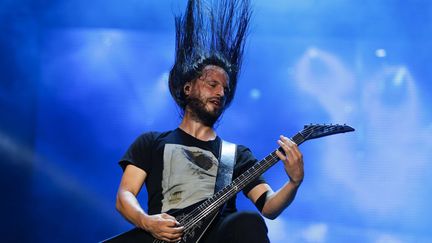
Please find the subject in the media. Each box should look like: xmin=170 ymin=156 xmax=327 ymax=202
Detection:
xmin=141 ymin=213 xmax=184 ymax=242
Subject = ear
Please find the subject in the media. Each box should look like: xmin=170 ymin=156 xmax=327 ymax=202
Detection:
xmin=184 ymin=82 xmax=191 ymax=95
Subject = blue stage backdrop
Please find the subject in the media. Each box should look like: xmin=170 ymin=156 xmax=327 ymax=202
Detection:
xmin=1 ymin=0 xmax=431 ymax=242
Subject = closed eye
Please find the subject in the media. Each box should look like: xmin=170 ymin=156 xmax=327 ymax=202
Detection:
xmin=207 ymin=81 xmax=218 ymax=88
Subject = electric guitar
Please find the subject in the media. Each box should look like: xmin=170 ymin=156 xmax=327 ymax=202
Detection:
xmin=103 ymin=124 xmax=355 ymax=243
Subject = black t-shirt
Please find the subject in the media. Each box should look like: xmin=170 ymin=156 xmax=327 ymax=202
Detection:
xmin=119 ymin=128 xmax=266 ymax=216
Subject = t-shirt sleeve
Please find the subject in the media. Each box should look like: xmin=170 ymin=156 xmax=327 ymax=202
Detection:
xmin=234 ymin=145 xmax=267 ymax=196
xmin=118 ymin=132 xmax=158 ymax=173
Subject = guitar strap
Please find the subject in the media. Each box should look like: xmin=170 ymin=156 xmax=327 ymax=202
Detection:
xmin=215 ymin=140 xmax=237 ymax=193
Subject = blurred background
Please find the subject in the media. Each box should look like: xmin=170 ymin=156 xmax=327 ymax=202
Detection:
xmin=1 ymin=0 xmax=431 ymax=242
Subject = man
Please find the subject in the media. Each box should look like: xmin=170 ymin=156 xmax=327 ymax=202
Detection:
xmin=115 ymin=0 xmax=304 ymax=242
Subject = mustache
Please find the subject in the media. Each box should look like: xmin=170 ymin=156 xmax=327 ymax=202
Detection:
xmin=207 ymin=96 xmax=226 ymax=106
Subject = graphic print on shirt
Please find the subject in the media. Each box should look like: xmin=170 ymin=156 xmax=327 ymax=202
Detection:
xmin=161 ymin=144 xmax=218 ymax=212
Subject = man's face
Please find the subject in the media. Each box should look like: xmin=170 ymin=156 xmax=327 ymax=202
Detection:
xmin=185 ymin=65 xmax=229 ymax=126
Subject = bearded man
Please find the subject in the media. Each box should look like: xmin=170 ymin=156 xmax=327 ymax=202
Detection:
xmin=112 ymin=1 xmax=304 ymax=242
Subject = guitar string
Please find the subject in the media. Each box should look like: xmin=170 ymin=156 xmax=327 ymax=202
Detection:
xmin=185 ymin=125 xmax=340 ymax=229
xmin=153 ymin=125 xmax=336 ymax=243
xmin=179 ymin=125 xmax=328 ymax=231
xmin=176 ymin=125 xmax=339 ymax=239
xmin=179 ymin=125 xmax=335 ymax=231
xmin=180 ymin=125 xmax=332 ymax=230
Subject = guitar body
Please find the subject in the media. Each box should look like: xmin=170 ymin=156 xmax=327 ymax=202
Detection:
xmin=102 ymin=202 xmax=219 ymax=243
xmin=103 ymin=124 xmax=354 ymax=243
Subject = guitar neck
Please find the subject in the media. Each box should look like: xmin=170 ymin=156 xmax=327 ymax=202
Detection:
xmin=180 ymin=132 xmax=306 ymax=230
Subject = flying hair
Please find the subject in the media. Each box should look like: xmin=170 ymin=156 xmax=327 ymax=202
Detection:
xmin=168 ymin=0 xmax=252 ymax=112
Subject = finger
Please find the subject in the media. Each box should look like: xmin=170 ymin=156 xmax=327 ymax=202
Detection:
xmin=168 ymin=236 xmax=182 ymax=243
xmin=170 ymin=232 xmax=183 ymax=240
xmin=161 ymin=225 xmax=183 ymax=234
xmin=285 ymin=138 xmax=302 ymax=161
xmin=168 ymin=220 xmax=180 ymax=227
xmin=275 ymin=149 xmax=287 ymax=161
xmin=169 ymin=230 xmax=183 ymax=236
xmin=283 ymin=139 xmax=302 ymax=163
xmin=161 ymin=219 xmax=176 ymax=228
xmin=281 ymin=136 xmax=301 ymax=160
xmin=276 ymin=149 xmax=295 ymax=167
xmin=165 ymin=226 xmax=184 ymax=234
xmin=173 ymin=226 xmax=184 ymax=233
xmin=277 ymin=139 xmax=294 ymax=161
xmin=161 ymin=232 xmax=182 ymax=242
xmin=158 ymin=236 xmax=171 ymax=242
xmin=162 ymin=214 xmax=180 ymax=226
xmin=281 ymin=135 xmax=296 ymax=146
xmin=166 ymin=237 xmax=180 ymax=243
xmin=277 ymin=138 xmax=289 ymax=153
xmin=280 ymin=136 xmax=293 ymax=147
xmin=283 ymin=137 xmax=300 ymax=155
xmin=278 ymin=136 xmax=295 ymax=152
xmin=161 ymin=213 xmax=177 ymax=221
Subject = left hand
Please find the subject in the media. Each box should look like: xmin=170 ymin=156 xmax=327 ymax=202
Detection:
xmin=275 ymin=135 xmax=304 ymax=187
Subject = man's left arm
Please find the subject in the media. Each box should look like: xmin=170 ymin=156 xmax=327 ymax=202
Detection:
xmin=247 ymin=135 xmax=304 ymax=220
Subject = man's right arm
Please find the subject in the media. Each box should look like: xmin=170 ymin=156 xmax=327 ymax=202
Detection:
xmin=116 ymin=164 xmax=184 ymax=242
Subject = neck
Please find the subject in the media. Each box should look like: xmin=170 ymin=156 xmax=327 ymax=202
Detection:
xmin=179 ymin=110 xmax=217 ymax=141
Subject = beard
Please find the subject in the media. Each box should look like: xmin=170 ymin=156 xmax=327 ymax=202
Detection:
xmin=186 ymin=96 xmax=224 ymax=127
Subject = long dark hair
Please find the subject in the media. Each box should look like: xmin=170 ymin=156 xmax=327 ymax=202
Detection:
xmin=168 ymin=0 xmax=252 ymax=112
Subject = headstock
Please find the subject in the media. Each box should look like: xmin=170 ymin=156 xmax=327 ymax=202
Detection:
xmin=300 ymin=124 xmax=355 ymax=141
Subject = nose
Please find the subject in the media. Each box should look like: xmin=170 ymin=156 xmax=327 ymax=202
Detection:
xmin=215 ymin=85 xmax=225 ymax=98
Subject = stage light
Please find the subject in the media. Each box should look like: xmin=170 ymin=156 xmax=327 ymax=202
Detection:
xmin=307 ymin=47 xmax=319 ymax=58
xmin=393 ymin=67 xmax=406 ymax=86
xmin=375 ymin=49 xmax=386 ymax=58
xmin=250 ymin=88 xmax=261 ymax=100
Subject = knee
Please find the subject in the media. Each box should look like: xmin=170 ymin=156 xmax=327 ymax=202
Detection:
xmin=226 ymin=211 xmax=268 ymax=231
xmin=218 ymin=211 xmax=269 ymax=243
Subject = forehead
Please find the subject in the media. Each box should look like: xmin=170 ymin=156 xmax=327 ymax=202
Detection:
xmin=199 ymin=65 xmax=229 ymax=85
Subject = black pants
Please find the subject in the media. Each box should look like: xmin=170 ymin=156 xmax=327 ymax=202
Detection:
xmin=202 ymin=211 xmax=270 ymax=243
